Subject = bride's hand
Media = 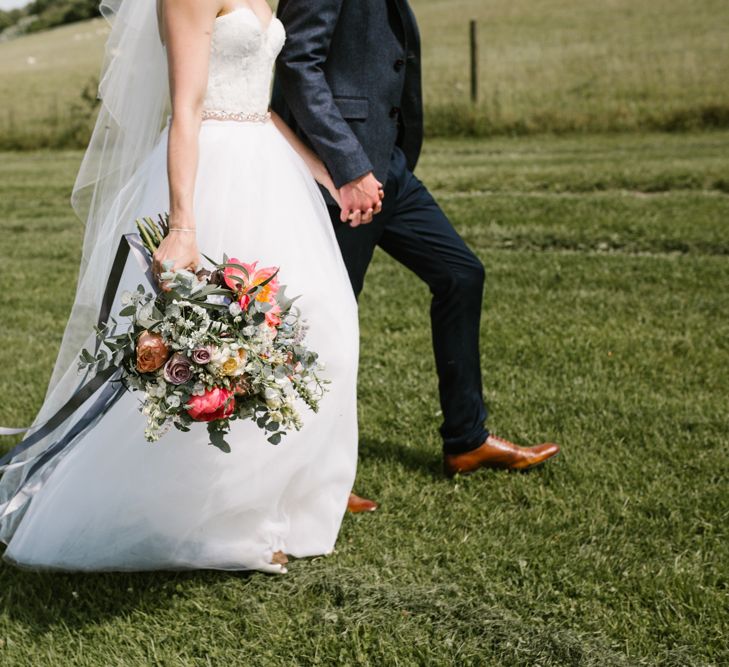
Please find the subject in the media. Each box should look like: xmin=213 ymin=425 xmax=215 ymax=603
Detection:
xmin=152 ymin=226 xmax=201 ymax=286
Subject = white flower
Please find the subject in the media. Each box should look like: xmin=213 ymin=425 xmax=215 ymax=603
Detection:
xmin=137 ymin=301 xmax=154 ymax=321
xmin=229 ymin=302 xmax=242 ymax=317
xmin=166 ymin=395 xmax=181 ymax=408
xmin=265 ymin=387 xmax=282 ymax=410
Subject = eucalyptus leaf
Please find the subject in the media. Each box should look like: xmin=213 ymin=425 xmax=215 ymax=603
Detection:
xmin=209 ymin=430 xmax=231 ymax=453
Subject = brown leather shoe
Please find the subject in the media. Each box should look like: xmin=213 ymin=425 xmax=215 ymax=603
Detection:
xmin=444 ymin=434 xmax=560 ymax=477
xmin=347 ymin=492 xmax=379 ymax=513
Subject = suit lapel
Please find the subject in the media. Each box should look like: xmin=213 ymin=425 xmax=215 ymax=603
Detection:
xmin=387 ymin=0 xmax=408 ymax=44
xmin=387 ymin=0 xmax=419 ymax=52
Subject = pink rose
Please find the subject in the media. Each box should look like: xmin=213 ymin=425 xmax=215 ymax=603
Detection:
xmin=186 ymin=387 xmax=234 ymax=422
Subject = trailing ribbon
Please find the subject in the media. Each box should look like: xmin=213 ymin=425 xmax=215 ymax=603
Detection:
xmin=0 ymin=233 xmax=156 ymax=522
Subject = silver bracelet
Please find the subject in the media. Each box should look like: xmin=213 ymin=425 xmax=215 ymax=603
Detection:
xmin=168 ymin=227 xmax=196 ymax=232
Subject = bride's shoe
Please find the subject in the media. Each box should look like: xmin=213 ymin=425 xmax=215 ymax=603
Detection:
xmin=271 ymin=550 xmax=289 ymax=567
xmin=347 ymin=492 xmax=378 ymax=513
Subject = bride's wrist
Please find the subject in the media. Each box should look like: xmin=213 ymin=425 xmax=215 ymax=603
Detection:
xmin=319 ymin=173 xmax=336 ymax=196
xmin=167 ymin=212 xmax=196 ymax=233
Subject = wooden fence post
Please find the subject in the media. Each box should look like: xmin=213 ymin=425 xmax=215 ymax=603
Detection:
xmin=470 ymin=19 xmax=478 ymax=103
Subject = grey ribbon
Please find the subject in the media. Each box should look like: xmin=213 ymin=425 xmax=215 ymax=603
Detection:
xmin=0 ymin=233 xmax=156 ymax=521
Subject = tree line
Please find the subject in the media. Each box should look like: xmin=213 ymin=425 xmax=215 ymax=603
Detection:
xmin=0 ymin=0 xmax=100 ymax=37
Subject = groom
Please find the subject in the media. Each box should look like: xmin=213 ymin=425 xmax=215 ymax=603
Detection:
xmin=272 ymin=0 xmax=559 ymax=506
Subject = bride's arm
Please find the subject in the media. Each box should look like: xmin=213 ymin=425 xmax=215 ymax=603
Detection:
xmin=270 ymin=111 xmax=341 ymax=206
xmin=152 ymin=0 xmax=219 ymax=279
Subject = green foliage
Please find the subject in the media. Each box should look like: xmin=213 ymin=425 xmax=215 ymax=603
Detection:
xmin=0 ymin=0 xmax=99 ymax=37
xmin=0 ymin=7 xmax=25 ymax=30
xmin=0 ymin=133 xmax=728 ymax=664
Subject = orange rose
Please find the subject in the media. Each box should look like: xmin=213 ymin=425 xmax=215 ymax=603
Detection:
xmin=136 ymin=331 xmax=170 ymax=373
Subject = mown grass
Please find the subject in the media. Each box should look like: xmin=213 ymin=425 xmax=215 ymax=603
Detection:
xmin=0 ymin=132 xmax=728 ymax=665
xmin=2 ymin=0 xmax=729 ymax=147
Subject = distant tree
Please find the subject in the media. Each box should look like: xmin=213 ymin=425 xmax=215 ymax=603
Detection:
xmin=2 ymin=0 xmax=100 ymax=36
xmin=0 ymin=12 xmax=13 ymax=33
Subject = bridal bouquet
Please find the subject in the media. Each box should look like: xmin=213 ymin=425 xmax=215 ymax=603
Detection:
xmin=78 ymin=216 xmax=328 ymax=451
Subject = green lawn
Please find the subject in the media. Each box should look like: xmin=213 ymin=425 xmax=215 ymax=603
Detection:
xmin=2 ymin=0 xmax=729 ymax=147
xmin=1 ymin=133 xmax=728 ymax=665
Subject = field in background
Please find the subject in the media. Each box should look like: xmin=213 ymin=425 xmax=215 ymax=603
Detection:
xmin=1 ymin=0 xmax=729 ymax=147
xmin=1 ymin=134 xmax=727 ymax=664
xmin=420 ymin=0 xmax=729 ymax=134
xmin=0 ymin=16 xmax=106 ymax=148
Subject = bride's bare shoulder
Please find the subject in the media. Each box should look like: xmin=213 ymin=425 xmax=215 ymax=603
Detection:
xmin=157 ymin=0 xmax=224 ymax=42
xmin=158 ymin=0 xmax=224 ymax=22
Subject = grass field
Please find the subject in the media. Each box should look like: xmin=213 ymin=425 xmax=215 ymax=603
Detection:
xmin=1 ymin=132 xmax=728 ymax=665
xmin=1 ymin=0 xmax=729 ymax=147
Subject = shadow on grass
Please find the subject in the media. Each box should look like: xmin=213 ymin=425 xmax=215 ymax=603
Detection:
xmin=357 ymin=435 xmax=564 ymax=480
xmin=358 ymin=435 xmax=442 ymax=479
xmin=0 ymin=559 xmax=260 ymax=632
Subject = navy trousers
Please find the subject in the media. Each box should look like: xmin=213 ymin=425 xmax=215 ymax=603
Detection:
xmin=328 ymin=147 xmax=489 ymax=455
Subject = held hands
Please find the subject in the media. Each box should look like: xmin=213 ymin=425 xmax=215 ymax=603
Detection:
xmin=152 ymin=219 xmax=201 ymax=288
xmin=338 ymin=172 xmax=384 ymax=227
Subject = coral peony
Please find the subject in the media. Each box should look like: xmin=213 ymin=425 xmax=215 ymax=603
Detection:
xmin=264 ymin=304 xmax=282 ymax=329
xmin=186 ymin=387 xmax=235 ymax=422
xmin=136 ymin=330 xmax=169 ymax=373
xmin=224 ymin=258 xmax=279 ymax=310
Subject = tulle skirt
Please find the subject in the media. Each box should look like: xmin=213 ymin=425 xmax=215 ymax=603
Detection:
xmin=0 ymin=119 xmax=359 ymax=572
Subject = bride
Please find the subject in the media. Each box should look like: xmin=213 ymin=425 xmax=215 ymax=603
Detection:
xmin=0 ymin=0 xmax=362 ymax=572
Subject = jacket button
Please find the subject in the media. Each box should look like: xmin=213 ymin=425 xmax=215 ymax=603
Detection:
xmin=394 ymin=58 xmax=405 ymax=72
xmin=389 ymin=106 xmax=400 ymax=119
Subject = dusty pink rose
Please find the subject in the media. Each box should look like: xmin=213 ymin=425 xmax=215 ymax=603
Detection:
xmin=163 ymin=352 xmax=193 ymax=385
xmin=186 ymin=387 xmax=234 ymax=422
xmin=191 ymin=346 xmax=212 ymax=365
xmin=136 ymin=331 xmax=169 ymax=373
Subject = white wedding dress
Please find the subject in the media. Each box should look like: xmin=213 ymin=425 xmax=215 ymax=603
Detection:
xmin=0 ymin=8 xmax=359 ymax=572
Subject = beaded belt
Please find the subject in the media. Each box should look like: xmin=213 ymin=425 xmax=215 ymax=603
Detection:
xmin=201 ymin=109 xmax=271 ymax=123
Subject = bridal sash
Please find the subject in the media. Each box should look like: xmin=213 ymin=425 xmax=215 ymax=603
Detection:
xmin=0 ymin=233 xmax=155 ymax=521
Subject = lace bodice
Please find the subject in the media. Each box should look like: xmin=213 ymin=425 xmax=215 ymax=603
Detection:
xmin=202 ymin=8 xmax=285 ymax=119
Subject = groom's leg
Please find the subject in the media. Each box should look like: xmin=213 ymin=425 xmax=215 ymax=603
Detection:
xmin=326 ymin=159 xmax=400 ymax=297
xmin=328 ymin=204 xmax=384 ymax=297
xmin=379 ymin=149 xmax=489 ymax=455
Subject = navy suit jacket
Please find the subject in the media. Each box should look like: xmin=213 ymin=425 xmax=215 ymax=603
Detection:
xmin=271 ymin=0 xmax=424 ymax=189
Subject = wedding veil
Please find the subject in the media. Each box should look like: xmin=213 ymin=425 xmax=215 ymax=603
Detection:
xmin=8 ymin=0 xmax=169 ymax=447
xmin=51 ymin=0 xmax=170 ymax=406
xmin=0 ymin=0 xmax=172 ymax=529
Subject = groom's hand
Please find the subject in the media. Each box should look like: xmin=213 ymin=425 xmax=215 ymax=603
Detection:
xmin=339 ymin=172 xmax=384 ymax=227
